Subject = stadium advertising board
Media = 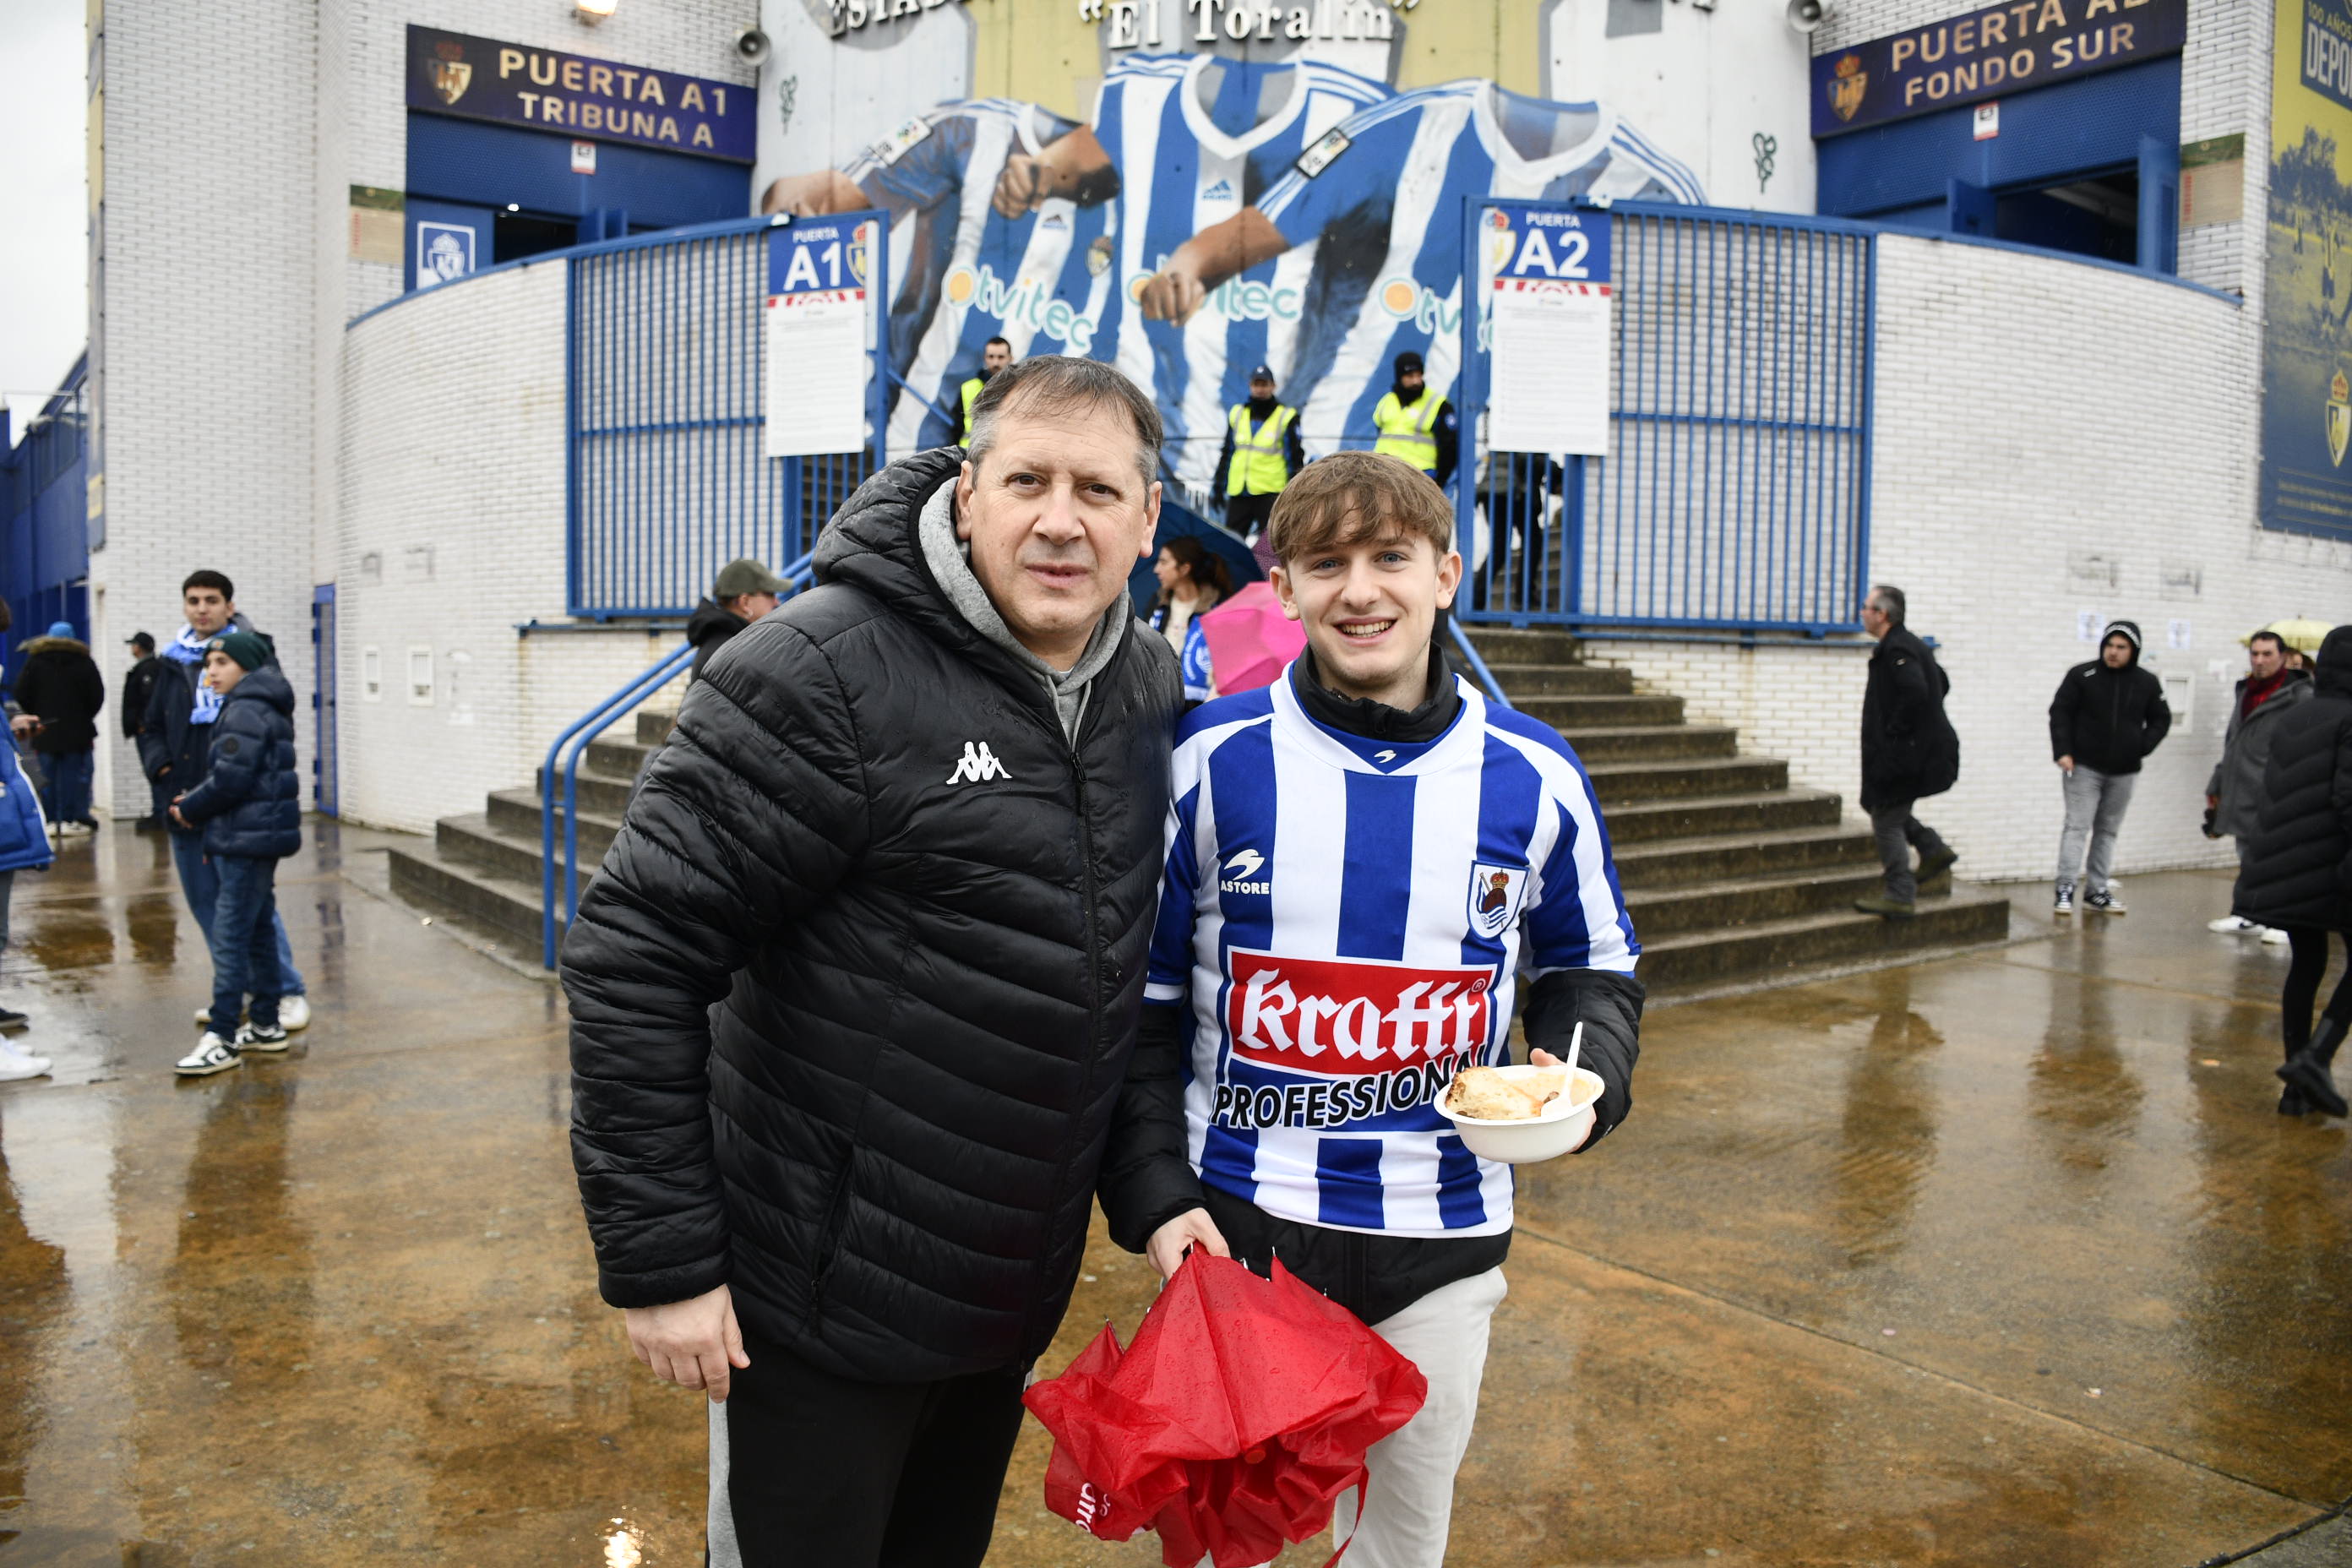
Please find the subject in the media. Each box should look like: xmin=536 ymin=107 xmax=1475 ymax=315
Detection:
xmin=2262 ymin=0 xmax=2352 ymax=536
xmin=753 ymin=0 xmax=1714 ymax=487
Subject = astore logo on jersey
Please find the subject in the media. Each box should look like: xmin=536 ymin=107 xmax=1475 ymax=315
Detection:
xmin=1219 ymin=847 xmax=1271 ymax=895
xmin=1226 ymin=950 xmax=1492 ymax=1075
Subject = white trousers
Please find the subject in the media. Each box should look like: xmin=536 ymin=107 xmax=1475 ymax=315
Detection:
xmin=1216 ymin=1266 xmax=1508 ymax=1568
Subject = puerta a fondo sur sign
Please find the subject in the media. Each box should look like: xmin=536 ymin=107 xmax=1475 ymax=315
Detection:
xmin=1480 ymin=205 xmax=1612 ymax=458
xmin=1811 ymin=0 xmax=2187 ymax=138
xmin=406 ymin=25 xmax=754 ymax=162
xmin=765 ymin=216 xmax=881 ymax=458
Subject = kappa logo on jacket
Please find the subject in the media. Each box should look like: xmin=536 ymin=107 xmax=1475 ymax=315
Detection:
xmin=945 ymin=741 xmax=1013 ymax=785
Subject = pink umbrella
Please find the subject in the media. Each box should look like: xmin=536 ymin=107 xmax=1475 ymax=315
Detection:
xmin=1199 ymin=582 xmax=1305 ymax=697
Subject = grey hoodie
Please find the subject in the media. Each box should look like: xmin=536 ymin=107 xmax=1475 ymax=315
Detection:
xmin=918 ymin=481 xmax=1131 ymax=741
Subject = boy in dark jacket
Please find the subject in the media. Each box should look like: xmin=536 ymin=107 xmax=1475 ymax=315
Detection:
xmin=2047 ymin=619 xmax=2171 ymax=917
xmin=168 ymin=633 xmax=302 ymax=1077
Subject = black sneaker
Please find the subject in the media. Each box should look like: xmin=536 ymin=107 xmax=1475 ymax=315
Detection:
xmin=1919 ymin=847 xmax=1959 ymax=880
xmin=2084 ymin=888 xmax=2127 ymax=916
xmin=2279 ymin=1050 xmax=2350 ymax=1118
xmin=233 ymin=1022 xmax=291 ymax=1054
xmin=2280 ymin=1084 xmax=2311 ymax=1115
xmin=1854 ymin=895 xmax=1917 ymax=918
xmin=0 ymin=1007 xmax=27 ymax=1032
xmin=2053 ymin=883 xmax=2076 ymax=917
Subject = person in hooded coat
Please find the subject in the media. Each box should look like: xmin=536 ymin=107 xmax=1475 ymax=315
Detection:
xmin=2233 ymin=624 xmax=2352 ymax=1117
xmin=685 ymin=559 xmax=787 ymax=683
xmin=2046 ymin=618 xmax=2171 ymax=916
xmin=10 ymin=621 xmax=105 ymax=832
xmin=560 ymin=357 xmax=1179 ymax=1568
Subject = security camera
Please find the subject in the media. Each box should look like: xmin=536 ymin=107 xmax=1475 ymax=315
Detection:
xmin=1785 ymin=0 xmax=1829 ymax=31
xmin=735 ymin=25 xmax=771 ymax=63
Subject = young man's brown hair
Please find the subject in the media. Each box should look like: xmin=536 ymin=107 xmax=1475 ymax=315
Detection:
xmin=1265 ymin=450 xmax=1454 ymax=563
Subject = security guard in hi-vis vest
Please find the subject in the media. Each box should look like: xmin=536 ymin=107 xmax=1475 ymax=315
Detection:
xmin=958 ymin=337 xmax=1012 ymax=443
xmin=1371 ymin=351 xmax=1459 ymax=492
xmin=1211 ymin=365 xmax=1308 ymax=540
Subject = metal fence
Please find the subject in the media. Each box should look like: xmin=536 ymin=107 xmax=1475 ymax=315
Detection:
xmin=567 ymin=220 xmax=879 ymax=618
xmin=1456 ymin=201 xmax=1876 ymax=634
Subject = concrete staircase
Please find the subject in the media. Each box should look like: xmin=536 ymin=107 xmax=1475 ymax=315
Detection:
xmin=387 ymin=629 xmax=2010 ymax=991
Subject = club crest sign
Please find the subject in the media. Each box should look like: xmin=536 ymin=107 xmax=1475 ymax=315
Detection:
xmin=1827 ymin=54 xmax=1868 ymax=122
xmin=1467 ymin=863 xmax=1528 ymax=939
xmin=430 ymin=40 xmax=473 ymax=106
xmin=2328 ymin=370 xmax=2349 ymax=468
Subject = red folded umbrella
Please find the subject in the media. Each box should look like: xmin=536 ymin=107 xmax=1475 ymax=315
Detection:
xmin=1198 ymin=582 xmax=1307 ymax=697
xmin=1024 ymin=1253 xmax=1427 ymax=1567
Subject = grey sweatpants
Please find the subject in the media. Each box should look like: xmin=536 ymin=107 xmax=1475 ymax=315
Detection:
xmin=2055 ymin=765 xmax=2137 ymax=895
xmin=1870 ymin=803 xmax=1950 ymax=904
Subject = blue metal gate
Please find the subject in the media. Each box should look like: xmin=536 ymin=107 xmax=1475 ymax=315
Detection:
xmin=1454 ymin=199 xmax=1876 ymax=634
xmin=566 ymin=216 xmax=890 ymax=618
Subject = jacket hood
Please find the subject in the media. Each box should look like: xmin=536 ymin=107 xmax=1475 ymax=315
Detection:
xmin=2101 ymin=619 xmax=2142 ymax=665
xmin=814 ymin=447 xmax=981 ymax=657
xmin=2318 ymin=626 xmax=2352 ymax=697
xmin=686 ymin=598 xmax=745 ymax=646
xmin=224 ymin=665 xmax=295 ymax=716
xmin=19 ymin=636 xmax=90 ymax=657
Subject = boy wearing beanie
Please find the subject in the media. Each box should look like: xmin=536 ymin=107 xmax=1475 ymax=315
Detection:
xmin=168 ymin=632 xmax=302 ymax=1076
xmin=2046 ymin=618 xmax=2172 ymax=916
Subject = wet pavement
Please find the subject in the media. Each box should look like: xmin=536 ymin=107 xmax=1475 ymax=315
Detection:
xmin=0 ymin=825 xmax=2344 ymax=1565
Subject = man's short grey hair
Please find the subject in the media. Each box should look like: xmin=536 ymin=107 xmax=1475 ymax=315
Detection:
xmin=965 ymin=356 xmax=1164 ymax=488
xmin=1867 ymin=584 xmax=1906 ymax=625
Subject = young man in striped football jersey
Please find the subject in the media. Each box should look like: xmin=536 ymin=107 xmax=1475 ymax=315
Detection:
xmin=1099 ymin=450 xmax=1644 ymax=1568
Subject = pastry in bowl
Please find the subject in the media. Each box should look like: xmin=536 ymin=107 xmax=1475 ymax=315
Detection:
xmin=1448 ymin=1065 xmax=1567 ymax=1121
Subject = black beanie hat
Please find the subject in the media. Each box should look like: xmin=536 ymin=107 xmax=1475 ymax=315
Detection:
xmin=1394 ymin=351 xmax=1424 ymax=377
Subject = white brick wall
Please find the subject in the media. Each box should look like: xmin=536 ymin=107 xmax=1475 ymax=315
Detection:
xmin=335 ymin=259 xmax=688 ymax=834
xmin=1587 ymin=229 xmax=2352 ymax=885
xmin=90 ymin=0 xmax=322 ymax=821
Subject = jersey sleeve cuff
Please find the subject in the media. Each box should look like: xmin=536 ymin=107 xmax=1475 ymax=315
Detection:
xmin=1144 ymin=981 xmax=1186 ymax=1003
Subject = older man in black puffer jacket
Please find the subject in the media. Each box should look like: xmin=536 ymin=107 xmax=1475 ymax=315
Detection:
xmin=561 ymin=357 xmax=1179 ymax=1568
xmin=2235 ymin=625 xmax=2352 ymax=1118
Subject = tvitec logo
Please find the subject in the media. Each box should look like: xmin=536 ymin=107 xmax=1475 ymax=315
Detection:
xmin=943 ymin=264 xmax=1097 ymax=354
xmin=1125 ymin=269 xmax=1304 ymax=324
xmin=1375 ymin=276 xmax=1461 ymax=335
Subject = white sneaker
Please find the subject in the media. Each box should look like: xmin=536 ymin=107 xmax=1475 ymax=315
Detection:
xmin=174 ymin=1032 xmax=242 ymax=1077
xmin=233 ymin=1021 xmax=291 ymax=1054
xmin=0 ymin=1045 xmax=51 ymax=1082
xmin=280 ymin=994 xmax=310 ymax=1032
xmin=2262 ymin=925 xmax=2293 ymax=945
xmin=2209 ymin=915 xmax=2260 ymax=934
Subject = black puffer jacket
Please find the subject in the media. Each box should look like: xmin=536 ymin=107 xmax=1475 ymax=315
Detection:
xmin=2048 ymin=656 xmax=2170 ymax=776
xmin=563 ymin=447 xmax=1180 ymax=1383
xmin=684 ymin=598 xmax=746 ymax=683
xmin=172 ymin=667 xmax=302 ymax=858
xmin=12 ymin=636 xmax=105 ymax=754
xmin=2235 ymin=629 xmax=2352 ymax=932
xmin=1860 ymin=624 xmax=1960 ymax=812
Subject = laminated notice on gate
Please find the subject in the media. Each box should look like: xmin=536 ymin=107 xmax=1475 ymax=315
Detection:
xmin=1488 ymin=279 xmax=1610 ymax=457
xmin=1480 ymin=205 xmax=1612 ymax=459
xmin=764 ymin=290 xmax=866 ymax=458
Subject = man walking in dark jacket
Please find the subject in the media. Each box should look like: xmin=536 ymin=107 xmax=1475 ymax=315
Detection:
xmin=561 ymin=357 xmax=1178 ymax=1568
xmin=168 ymin=634 xmax=302 ymax=1077
xmin=1856 ymin=585 xmax=1960 ymax=917
xmin=2206 ymin=629 xmax=2312 ymax=939
xmin=2047 ymin=619 xmax=2171 ymax=917
xmin=11 ymin=622 xmax=106 ymax=834
xmin=122 ymin=632 xmax=163 ymax=828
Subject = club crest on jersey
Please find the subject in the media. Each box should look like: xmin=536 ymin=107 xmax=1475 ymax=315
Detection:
xmin=1220 ymin=847 xmax=1271 ymax=895
xmin=1467 ymin=862 xmax=1527 ymax=938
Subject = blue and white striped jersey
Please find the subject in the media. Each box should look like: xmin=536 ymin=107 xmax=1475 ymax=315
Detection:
xmin=1255 ymin=80 xmax=1704 ymax=455
xmin=1094 ymin=54 xmax=1391 ymax=488
xmin=843 ymin=99 xmax=1099 ymax=452
xmin=1145 ymin=669 xmax=1639 ymax=1238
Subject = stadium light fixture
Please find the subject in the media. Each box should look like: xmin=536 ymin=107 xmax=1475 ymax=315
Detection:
xmin=576 ymin=0 xmax=618 ymax=23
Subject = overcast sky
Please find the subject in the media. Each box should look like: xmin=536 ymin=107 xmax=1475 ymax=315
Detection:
xmin=0 ymin=0 xmax=87 ymax=440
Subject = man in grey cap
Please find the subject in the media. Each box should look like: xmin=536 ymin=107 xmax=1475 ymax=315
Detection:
xmin=687 ymin=559 xmax=787 ymax=682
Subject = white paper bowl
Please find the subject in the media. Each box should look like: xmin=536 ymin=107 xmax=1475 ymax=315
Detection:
xmin=1432 ymin=1064 xmax=1604 ymax=1164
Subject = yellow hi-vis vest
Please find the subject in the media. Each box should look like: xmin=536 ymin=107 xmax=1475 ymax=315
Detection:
xmin=1372 ymin=390 xmax=1442 ymax=473
xmin=1226 ymin=403 xmax=1298 ymax=496
xmin=960 ymin=376 xmax=986 ymax=439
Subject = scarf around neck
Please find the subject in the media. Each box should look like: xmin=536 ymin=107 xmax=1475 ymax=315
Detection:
xmin=166 ymin=623 xmax=227 ymax=723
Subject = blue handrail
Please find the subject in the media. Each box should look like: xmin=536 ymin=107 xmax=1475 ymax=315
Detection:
xmin=541 ymin=643 xmax=694 ymax=968
xmin=540 ymin=553 xmax=821 ymax=968
xmin=1447 ymin=620 xmax=1514 ymax=710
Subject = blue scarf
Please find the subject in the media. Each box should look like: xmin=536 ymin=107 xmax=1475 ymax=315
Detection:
xmin=163 ymin=623 xmax=225 ymax=724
